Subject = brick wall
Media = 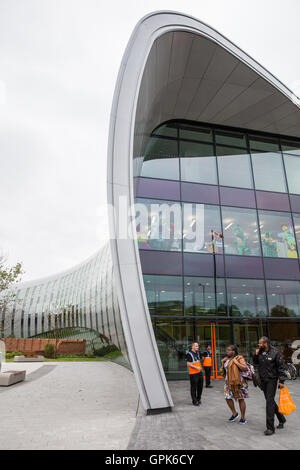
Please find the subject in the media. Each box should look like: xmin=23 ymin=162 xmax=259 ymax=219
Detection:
xmin=1 ymin=338 xmax=86 ymax=355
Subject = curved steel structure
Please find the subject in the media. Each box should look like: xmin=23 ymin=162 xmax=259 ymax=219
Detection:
xmin=2 ymin=11 xmax=300 ymax=414
xmin=107 ymin=11 xmax=300 ymax=412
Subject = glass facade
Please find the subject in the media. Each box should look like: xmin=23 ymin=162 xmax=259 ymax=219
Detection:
xmin=136 ymin=120 xmax=300 ymax=379
xmin=1 ymin=245 xmax=128 ymax=361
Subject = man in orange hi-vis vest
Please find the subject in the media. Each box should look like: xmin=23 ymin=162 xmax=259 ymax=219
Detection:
xmin=186 ymin=342 xmax=203 ymax=406
xmin=202 ymin=345 xmax=213 ymax=388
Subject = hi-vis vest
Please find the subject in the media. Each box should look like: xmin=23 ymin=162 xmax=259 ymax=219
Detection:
xmin=203 ymin=352 xmax=212 ymax=367
xmin=187 ymin=351 xmax=202 ymax=375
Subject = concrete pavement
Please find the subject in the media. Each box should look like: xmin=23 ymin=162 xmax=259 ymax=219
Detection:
xmin=128 ymin=378 xmax=300 ymax=450
xmin=0 ymin=361 xmax=138 ymax=450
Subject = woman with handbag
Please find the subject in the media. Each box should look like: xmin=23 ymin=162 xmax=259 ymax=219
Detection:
xmin=220 ymin=345 xmax=249 ymax=424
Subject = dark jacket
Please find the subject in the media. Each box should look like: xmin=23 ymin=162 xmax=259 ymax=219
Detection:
xmin=253 ymin=346 xmax=286 ymax=383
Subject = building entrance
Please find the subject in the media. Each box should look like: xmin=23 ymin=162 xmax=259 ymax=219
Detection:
xmin=195 ymin=321 xmax=231 ymax=379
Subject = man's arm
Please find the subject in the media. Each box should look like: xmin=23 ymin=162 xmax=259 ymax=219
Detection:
xmin=187 ymin=361 xmax=201 ymax=371
xmin=253 ymin=350 xmax=260 ymax=365
xmin=275 ymin=351 xmax=286 ymax=385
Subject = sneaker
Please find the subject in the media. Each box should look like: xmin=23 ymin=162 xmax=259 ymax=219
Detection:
xmin=228 ymin=413 xmax=239 ymax=422
xmin=239 ymin=418 xmax=247 ymax=424
xmin=264 ymin=429 xmax=275 ymax=436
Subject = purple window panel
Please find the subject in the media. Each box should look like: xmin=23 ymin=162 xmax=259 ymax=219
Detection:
xmin=256 ymin=191 xmax=290 ymax=212
xmin=139 ymin=250 xmax=182 ymax=275
xmin=183 ymin=253 xmax=224 ymax=277
xmin=135 ymin=177 xmax=180 ymax=201
xmin=220 ymin=187 xmax=256 ymax=208
xmin=181 ymin=182 xmax=219 ymax=204
xmin=290 ymin=195 xmax=300 ymax=213
xmin=263 ymin=258 xmax=300 ymax=280
xmin=225 ymin=256 xmax=264 ymax=278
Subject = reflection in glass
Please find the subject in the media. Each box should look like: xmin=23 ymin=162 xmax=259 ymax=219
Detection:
xmin=180 ymin=141 xmax=217 ymax=185
xmin=233 ymin=321 xmax=267 ymax=362
xmin=283 ymin=154 xmax=300 ymax=195
xmin=268 ymin=321 xmax=300 ymax=366
xmin=259 ymin=210 xmax=298 ymax=259
xmin=179 ymin=124 xmax=213 ymax=142
xmin=136 ymin=198 xmax=182 ymax=252
xmin=141 ymin=137 xmax=179 ymax=180
xmin=217 ymin=146 xmax=253 ymax=189
xmin=184 ymin=276 xmax=227 ymax=316
xmin=227 ymin=278 xmax=267 ymax=317
xmin=183 ymin=203 xmax=223 ymax=254
xmin=154 ymin=318 xmax=194 ymax=379
xmin=267 ymin=280 xmax=300 ymax=317
xmin=222 ymin=206 xmax=261 ymax=256
xmin=281 ymin=140 xmax=300 ymax=156
xmin=143 ymin=275 xmax=183 ymax=316
xmin=152 ymin=123 xmax=178 ymax=138
xmin=249 ymin=136 xmax=280 ymax=153
xmin=215 ymin=130 xmax=247 ymax=148
xmin=251 ymin=152 xmax=286 ymax=193
xmin=293 ymin=213 xmax=300 ymax=256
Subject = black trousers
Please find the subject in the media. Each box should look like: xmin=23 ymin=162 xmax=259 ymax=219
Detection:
xmin=204 ymin=367 xmax=212 ymax=387
xmin=261 ymin=379 xmax=285 ymax=432
xmin=189 ymin=372 xmax=203 ymax=403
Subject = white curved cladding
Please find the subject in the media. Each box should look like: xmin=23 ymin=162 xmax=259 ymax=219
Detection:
xmin=107 ymin=11 xmax=300 ymax=412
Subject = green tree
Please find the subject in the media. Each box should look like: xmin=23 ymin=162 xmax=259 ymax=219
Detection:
xmin=0 ymin=254 xmax=23 ymax=337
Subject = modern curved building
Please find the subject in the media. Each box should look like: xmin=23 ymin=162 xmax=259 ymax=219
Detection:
xmin=2 ymin=11 xmax=300 ymax=414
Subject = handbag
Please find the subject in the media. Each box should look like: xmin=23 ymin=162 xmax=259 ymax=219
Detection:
xmin=240 ymin=361 xmax=255 ymax=380
xmin=278 ymin=386 xmax=296 ymax=415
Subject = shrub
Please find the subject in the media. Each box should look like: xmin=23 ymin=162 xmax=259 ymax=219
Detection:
xmin=44 ymin=343 xmax=55 ymax=358
xmin=94 ymin=344 xmax=119 ymax=357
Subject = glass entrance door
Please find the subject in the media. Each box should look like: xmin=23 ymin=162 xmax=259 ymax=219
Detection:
xmin=196 ymin=321 xmax=231 ymax=379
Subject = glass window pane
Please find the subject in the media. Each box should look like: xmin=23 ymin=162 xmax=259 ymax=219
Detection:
xmin=217 ymin=147 xmax=253 ymax=189
xmin=283 ymin=154 xmax=300 ymax=194
xmin=233 ymin=320 xmax=268 ymax=362
xmin=227 ymin=278 xmax=267 ymax=317
xmin=184 ymin=276 xmax=227 ymax=316
xmin=180 ymin=141 xmax=217 ymax=185
xmin=143 ymin=275 xmax=183 ymax=315
xmin=292 ymin=213 xmax=300 ymax=256
xmin=268 ymin=321 xmax=300 ymax=367
xmin=222 ymin=206 xmax=261 ymax=256
xmin=141 ymin=137 xmax=179 ymax=180
xmin=136 ymin=198 xmax=182 ymax=251
xmin=152 ymin=123 xmax=178 ymax=138
xmin=259 ymin=210 xmax=298 ymax=259
xmin=266 ymin=280 xmax=300 ymax=317
xmin=183 ymin=203 xmax=223 ymax=254
xmin=281 ymin=140 xmax=300 ymax=156
xmin=215 ymin=130 xmax=247 ymax=148
xmin=251 ymin=152 xmax=286 ymax=192
xmin=249 ymin=135 xmax=280 ymax=153
xmin=154 ymin=318 xmax=194 ymax=379
xmin=179 ymin=124 xmax=213 ymax=142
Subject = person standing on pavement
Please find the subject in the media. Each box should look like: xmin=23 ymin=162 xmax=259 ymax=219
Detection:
xmin=220 ymin=345 xmax=249 ymax=424
xmin=253 ymin=336 xmax=286 ymax=436
xmin=202 ymin=345 xmax=213 ymax=388
xmin=186 ymin=342 xmax=203 ymax=406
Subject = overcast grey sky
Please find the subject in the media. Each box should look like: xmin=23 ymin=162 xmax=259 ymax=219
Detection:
xmin=0 ymin=0 xmax=300 ymax=282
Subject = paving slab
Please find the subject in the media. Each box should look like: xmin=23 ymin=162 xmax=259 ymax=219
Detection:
xmin=128 ymin=378 xmax=300 ymax=450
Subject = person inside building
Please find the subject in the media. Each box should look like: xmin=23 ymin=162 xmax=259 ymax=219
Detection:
xmin=186 ymin=342 xmax=203 ymax=406
xmin=220 ymin=345 xmax=249 ymax=424
xmin=253 ymin=336 xmax=286 ymax=436
xmin=201 ymin=344 xmax=213 ymax=388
